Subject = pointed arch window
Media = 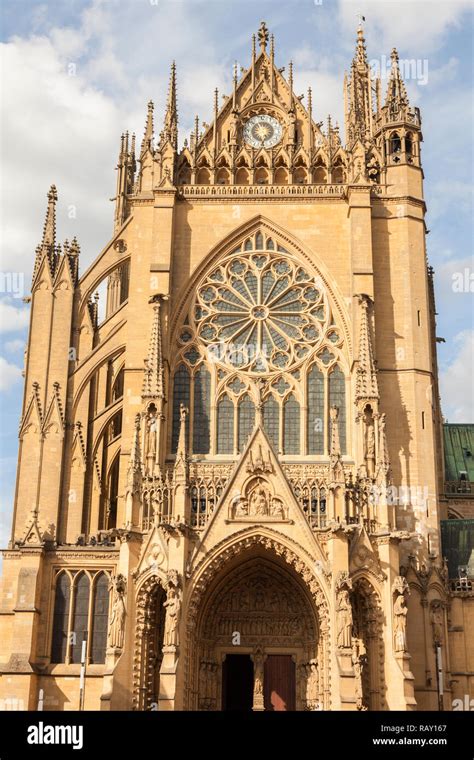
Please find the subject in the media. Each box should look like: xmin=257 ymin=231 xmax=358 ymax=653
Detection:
xmin=307 ymin=365 xmax=324 ymax=454
xmin=90 ymin=573 xmax=109 ymax=664
xmin=172 ymin=364 xmax=190 ymax=453
xmin=193 ymin=366 xmax=211 ymax=454
xmin=329 ymin=365 xmax=346 ymax=454
xmin=51 ymin=573 xmax=71 ymax=664
xmin=71 ymin=573 xmax=90 ymax=664
xmin=263 ymin=396 xmax=280 ymax=452
xmin=238 ymin=394 xmax=255 ymax=452
xmin=390 ymin=132 xmax=401 ymax=154
xmin=217 ymin=395 xmax=234 ymax=454
xmin=283 ymin=395 xmax=300 ymax=454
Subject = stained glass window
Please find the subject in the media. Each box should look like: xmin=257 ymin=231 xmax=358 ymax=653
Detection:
xmin=172 ymin=365 xmax=190 ymax=453
xmin=329 ymin=365 xmax=346 ymax=454
xmin=217 ymin=395 xmax=234 ymax=454
xmin=71 ymin=573 xmax=90 ymax=664
xmin=51 ymin=573 xmax=71 ymax=663
xmin=263 ymin=396 xmax=280 ymax=451
xmin=193 ymin=250 xmax=325 ymax=373
xmin=307 ymin=365 xmax=324 ymax=454
xmin=193 ymin=366 xmax=211 ymax=454
xmin=90 ymin=574 xmax=109 ymax=664
xmin=284 ymin=395 xmax=300 ymax=454
xmin=238 ymin=395 xmax=255 ymax=451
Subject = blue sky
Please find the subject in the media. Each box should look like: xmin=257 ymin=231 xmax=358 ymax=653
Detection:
xmin=0 ymin=0 xmax=473 ymax=549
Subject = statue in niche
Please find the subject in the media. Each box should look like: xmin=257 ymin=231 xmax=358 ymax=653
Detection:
xmin=351 ymin=645 xmax=367 ymax=711
xmin=145 ymin=407 xmax=158 ymax=473
xmin=392 ymin=576 xmax=410 ymax=652
xmin=366 ymin=422 xmax=375 ymax=478
xmin=430 ymin=601 xmax=444 ymax=646
xmin=287 ymin=108 xmax=296 ymax=145
xmin=107 ymin=574 xmax=127 ymax=650
xmin=163 ymin=570 xmax=181 ymax=649
xmin=250 ymin=484 xmax=268 ymax=515
xmin=253 ymin=648 xmax=265 ymax=699
xmin=229 ymin=110 xmax=239 ymax=145
xmin=336 ymin=573 xmax=353 ymax=649
xmin=270 ymin=498 xmax=284 ymax=518
xmin=305 ymin=660 xmax=319 ymax=709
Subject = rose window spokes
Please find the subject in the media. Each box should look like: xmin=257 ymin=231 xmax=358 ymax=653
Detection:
xmin=193 ymin=250 xmax=333 ymax=373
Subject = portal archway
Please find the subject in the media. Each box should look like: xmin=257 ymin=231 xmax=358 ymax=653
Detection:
xmin=185 ymin=538 xmax=329 ymax=711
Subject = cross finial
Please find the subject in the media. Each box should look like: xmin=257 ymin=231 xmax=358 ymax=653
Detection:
xmin=356 ymin=12 xmax=365 ymax=30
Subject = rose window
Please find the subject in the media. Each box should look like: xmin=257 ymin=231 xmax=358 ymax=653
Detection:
xmin=191 ymin=247 xmax=334 ymax=373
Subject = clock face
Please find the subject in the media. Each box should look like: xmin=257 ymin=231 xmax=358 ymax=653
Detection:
xmin=243 ymin=114 xmax=282 ymax=149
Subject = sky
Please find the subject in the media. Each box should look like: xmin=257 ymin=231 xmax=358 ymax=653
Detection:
xmin=0 ymin=0 xmax=473 ymax=550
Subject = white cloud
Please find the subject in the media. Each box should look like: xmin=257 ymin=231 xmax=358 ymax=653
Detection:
xmin=338 ymin=0 xmax=473 ymax=55
xmin=4 ymin=339 xmax=25 ymax=353
xmin=0 ymin=301 xmax=30 ymax=334
xmin=440 ymin=330 xmax=474 ymax=422
xmin=0 ymin=356 xmax=22 ymax=391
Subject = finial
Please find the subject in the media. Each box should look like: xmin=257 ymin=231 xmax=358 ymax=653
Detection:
xmin=233 ymin=60 xmax=238 ymax=85
xmin=41 ymin=184 xmax=58 ymax=250
xmin=258 ymin=21 xmax=269 ymax=51
xmin=391 ymin=47 xmax=399 ymax=64
xmin=270 ymin=34 xmax=275 ymax=59
xmin=288 ymin=61 xmax=294 ymax=104
xmin=252 ymin=33 xmax=256 ymax=59
xmin=214 ymin=87 xmax=219 ymax=112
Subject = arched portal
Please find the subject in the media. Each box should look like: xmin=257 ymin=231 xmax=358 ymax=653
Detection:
xmin=186 ymin=545 xmax=327 ymax=711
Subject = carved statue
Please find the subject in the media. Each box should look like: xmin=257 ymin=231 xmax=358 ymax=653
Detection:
xmin=351 ymin=646 xmax=367 ymax=711
xmin=250 ymin=484 xmax=268 ymax=515
xmin=253 ymin=648 xmax=264 ymax=700
xmin=336 ymin=572 xmax=353 ymax=649
xmin=229 ymin=110 xmax=239 ymax=144
xmin=430 ymin=601 xmax=444 ymax=645
xmin=163 ymin=571 xmax=181 ymax=649
xmin=305 ymin=659 xmax=319 ymax=709
xmin=287 ymin=109 xmax=296 ymax=144
xmin=107 ymin=574 xmax=127 ymax=650
xmin=392 ymin=576 xmax=410 ymax=652
xmin=336 ymin=589 xmax=353 ymax=648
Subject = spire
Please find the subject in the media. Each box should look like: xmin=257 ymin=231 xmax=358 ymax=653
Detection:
xmin=42 ymin=184 xmax=57 ymax=249
xmin=142 ymin=295 xmax=165 ymax=399
xmin=344 ymin=23 xmax=373 ymax=145
xmin=140 ymin=100 xmax=154 ymax=156
xmin=355 ymin=295 xmax=379 ymax=405
xmin=163 ymin=60 xmax=178 ymax=149
xmin=384 ymin=48 xmax=409 ymax=119
xmin=32 ymin=185 xmax=58 ymax=283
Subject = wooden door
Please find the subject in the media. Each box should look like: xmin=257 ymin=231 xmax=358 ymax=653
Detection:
xmin=264 ymin=655 xmax=296 ymax=711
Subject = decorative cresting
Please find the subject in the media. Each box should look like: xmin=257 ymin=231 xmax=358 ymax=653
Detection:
xmin=185 ymin=232 xmax=343 ymax=374
xmin=183 ymin=531 xmax=331 ymax=710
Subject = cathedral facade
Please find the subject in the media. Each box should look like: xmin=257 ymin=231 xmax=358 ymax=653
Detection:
xmin=1 ymin=23 xmax=473 ymax=712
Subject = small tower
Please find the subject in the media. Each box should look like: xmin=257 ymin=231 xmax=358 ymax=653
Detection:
xmin=374 ymin=48 xmax=423 ymax=193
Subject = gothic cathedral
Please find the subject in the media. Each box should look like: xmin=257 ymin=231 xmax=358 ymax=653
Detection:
xmin=1 ymin=22 xmax=472 ymax=712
